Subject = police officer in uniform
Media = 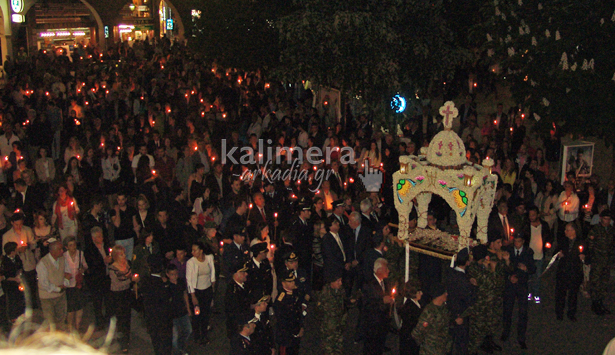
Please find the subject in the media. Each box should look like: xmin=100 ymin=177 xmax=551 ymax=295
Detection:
xmin=223 ymin=227 xmax=250 ymax=279
xmin=230 ymin=313 xmax=257 ymax=355
xmin=251 ymin=294 xmax=275 ymax=355
xmin=246 ymin=242 xmax=274 ymax=299
xmin=288 ymin=198 xmax=313 ymax=280
xmin=226 ymin=261 xmax=252 ymax=338
xmin=279 ymin=252 xmax=312 ymax=304
xmin=273 ymin=270 xmax=306 ymax=355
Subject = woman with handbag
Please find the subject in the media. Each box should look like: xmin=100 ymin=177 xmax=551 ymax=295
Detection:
xmin=64 ymin=236 xmax=88 ymax=331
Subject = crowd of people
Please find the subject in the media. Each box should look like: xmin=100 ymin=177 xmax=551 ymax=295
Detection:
xmin=0 ymin=35 xmax=612 ymax=355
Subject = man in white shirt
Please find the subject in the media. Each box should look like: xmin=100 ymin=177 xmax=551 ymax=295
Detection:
xmin=131 ymin=144 xmax=155 ymax=179
xmin=526 ymin=206 xmax=551 ymax=304
xmin=556 ymin=181 xmax=580 ymax=246
xmin=0 ymin=125 xmax=19 ymax=159
xmin=36 ymin=240 xmax=70 ymax=326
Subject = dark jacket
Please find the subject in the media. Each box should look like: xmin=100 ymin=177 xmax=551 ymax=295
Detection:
xmin=445 ymin=268 xmax=476 ymax=319
xmin=344 ymin=223 xmax=372 ymax=265
xmin=503 ymin=245 xmax=536 ymax=287
xmin=322 ymin=232 xmax=346 ymax=282
xmin=555 ymin=237 xmax=585 ymax=288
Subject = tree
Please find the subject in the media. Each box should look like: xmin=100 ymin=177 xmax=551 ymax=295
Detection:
xmin=188 ymin=0 xmax=290 ymax=70
xmin=276 ymin=0 xmax=470 ymax=127
xmin=478 ymin=0 xmax=615 ymax=160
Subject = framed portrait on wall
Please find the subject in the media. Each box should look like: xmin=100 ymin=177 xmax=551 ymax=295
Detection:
xmin=561 ymin=141 xmax=594 ymax=184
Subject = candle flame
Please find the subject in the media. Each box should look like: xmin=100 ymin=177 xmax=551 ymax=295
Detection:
xmin=18 ymin=285 xmax=24 ymax=292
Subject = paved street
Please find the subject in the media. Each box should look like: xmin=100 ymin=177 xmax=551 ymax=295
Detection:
xmin=20 ymin=268 xmax=615 ymax=355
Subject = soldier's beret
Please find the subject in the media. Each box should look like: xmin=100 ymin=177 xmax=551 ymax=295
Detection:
xmin=325 ymin=268 xmax=343 ymax=284
xmin=250 ymin=242 xmax=268 ymax=255
xmin=233 ymin=261 xmax=249 ymax=274
xmin=280 ymin=269 xmax=297 ymax=283
xmin=284 ymin=252 xmax=299 ymax=262
xmin=472 ymin=244 xmax=489 ymax=261
xmin=600 ymin=209 xmax=612 ymax=218
xmin=457 ymin=247 xmax=470 ymax=261
xmin=487 ymin=230 xmax=503 ymax=243
xmin=203 ymin=221 xmax=217 ymax=229
xmin=332 ymin=199 xmax=345 ymax=209
xmin=431 ymin=283 xmax=447 ymax=298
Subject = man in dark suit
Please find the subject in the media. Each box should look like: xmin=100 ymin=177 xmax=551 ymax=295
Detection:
xmin=358 ymin=257 xmax=395 ymax=355
xmin=488 ymin=199 xmax=512 ymax=246
xmin=598 ymin=180 xmax=615 ymax=212
xmin=84 ymin=226 xmax=110 ymax=329
xmin=327 ymin=161 xmax=345 ymax=196
xmin=360 ymin=198 xmax=377 ymax=231
xmin=322 ymin=218 xmax=348 ymax=285
xmin=346 ymin=211 xmax=372 ymax=298
xmin=13 ymin=179 xmax=38 ymax=227
xmin=248 ymin=192 xmax=275 ymax=239
xmin=205 ymin=161 xmax=229 ymax=201
xmin=363 ymin=229 xmax=386 ymax=280
xmin=502 ymin=233 xmax=536 ymax=349
xmin=446 ymin=248 xmax=475 ymax=355
xmin=330 ymin=199 xmax=348 ymax=227
xmin=221 ymin=199 xmax=248 ymax=237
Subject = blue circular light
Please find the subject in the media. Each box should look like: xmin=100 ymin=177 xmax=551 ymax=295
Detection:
xmin=391 ymin=94 xmax=406 ymax=113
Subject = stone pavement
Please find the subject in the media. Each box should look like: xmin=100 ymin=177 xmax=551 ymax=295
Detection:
xmin=17 ymin=269 xmax=615 ymax=355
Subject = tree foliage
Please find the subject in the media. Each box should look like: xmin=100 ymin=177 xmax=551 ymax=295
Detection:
xmin=276 ymin=0 xmax=470 ymax=113
xmin=478 ymin=0 xmax=615 ymax=141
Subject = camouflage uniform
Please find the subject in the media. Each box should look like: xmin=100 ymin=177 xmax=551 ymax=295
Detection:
xmin=587 ymin=224 xmax=615 ymax=303
xmin=467 ymin=261 xmax=497 ymax=354
xmin=487 ymin=250 xmax=509 ymax=332
xmin=317 ymin=284 xmax=347 ymax=355
xmin=412 ymin=302 xmax=452 ymax=355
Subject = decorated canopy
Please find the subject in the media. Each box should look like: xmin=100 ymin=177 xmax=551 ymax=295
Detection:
xmin=392 ymin=101 xmax=498 ymax=256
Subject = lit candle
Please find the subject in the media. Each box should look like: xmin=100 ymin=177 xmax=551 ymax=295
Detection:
xmin=20 ymin=240 xmax=24 ymax=245
xmin=510 ymin=228 xmax=514 ymax=234
xmin=134 ymin=273 xmax=139 ymax=279
xmin=545 ymin=243 xmax=551 ymax=249
xmin=249 ymin=204 xmax=253 ymax=209
xmin=579 ymin=245 xmax=583 ymax=253
xmin=109 ymin=248 xmax=112 ymax=254
xmin=18 ymin=285 xmax=24 ymax=292
xmin=270 ymin=244 xmax=275 ymax=250
xmin=220 ymin=241 xmax=224 ymax=246
xmin=76 ymin=155 xmax=81 ymax=160
xmin=14 ymin=209 xmax=20 ymax=213
xmin=349 ymin=178 xmax=354 ymax=183
xmin=212 ymin=157 xmax=216 ymax=162
xmin=194 ymin=146 xmax=198 ymax=151
xmin=493 ymin=120 xmax=497 ymax=125
xmin=392 ymin=288 xmax=396 ymax=298
xmin=274 ymin=212 xmax=278 ymax=221
xmin=195 ymin=306 xmax=200 ymax=315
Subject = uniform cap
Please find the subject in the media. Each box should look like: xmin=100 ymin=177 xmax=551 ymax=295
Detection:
xmin=250 ymin=242 xmax=268 ymax=255
xmin=332 ymin=199 xmax=345 ymax=209
xmin=284 ymin=252 xmax=299 ymax=262
xmin=233 ymin=261 xmax=249 ymax=274
xmin=280 ymin=269 xmax=297 ymax=283
xmin=472 ymin=244 xmax=489 ymax=261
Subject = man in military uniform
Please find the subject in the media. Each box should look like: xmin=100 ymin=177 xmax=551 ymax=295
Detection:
xmin=274 ymin=270 xmax=305 ymax=355
xmin=412 ymin=283 xmax=452 ymax=355
xmin=246 ymin=242 xmax=274 ymax=299
xmin=223 ymin=227 xmax=250 ymax=279
xmin=486 ymin=232 xmax=511 ymax=343
xmin=226 ymin=262 xmax=252 ymax=338
xmin=280 ymin=252 xmax=312 ymax=304
xmin=587 ymin=209 xmax=615 ymax=315
xmin=230 ymin=313 xmax=257 ymax=355
xmin=317 ymin=269 xmax=346 ymax=355
xmin=289 ymin=198 xmax=313 ymax=277
xmin=251 ymin=295 xmax=275 ymax=355
xmin=467 ymin=244 xmax=501 ymax=354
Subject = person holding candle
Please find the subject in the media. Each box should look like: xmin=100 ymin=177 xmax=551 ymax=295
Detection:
xmin=555 ymin=181 xmax=580 ymax=248
xmin=166 ymin=263 xmax=192 ymax=355
xmin=524 ymin=206 xmax=552 ymax=304
xmin=2 ymin=213 xmax=37 ymax=308
xmin=1 ymin=241 xmax=25 ymax=322
xmin=51 ymin=183 xmax=80 ymax=241
xmin=108 ymin=244 xmax=138 ymax=353
xmin=36 ymin=239 xmax=70 ymax=328
xmin=187 ymin=241 xmax=216 ymax=345
xmin=501 ymin=232 xmax=536 ymax=349
xmin=63 ymin=236 xmax=88 ymax=332
xmin=84 ymin=226 xmax=111 ymax=330
xmin=132 ymin=228 xmax=161 ymax=278
xmin=358 ymin=257 xmax=394 ymax=355
xmin=554 ymin=222 xmax=585 ymax=321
